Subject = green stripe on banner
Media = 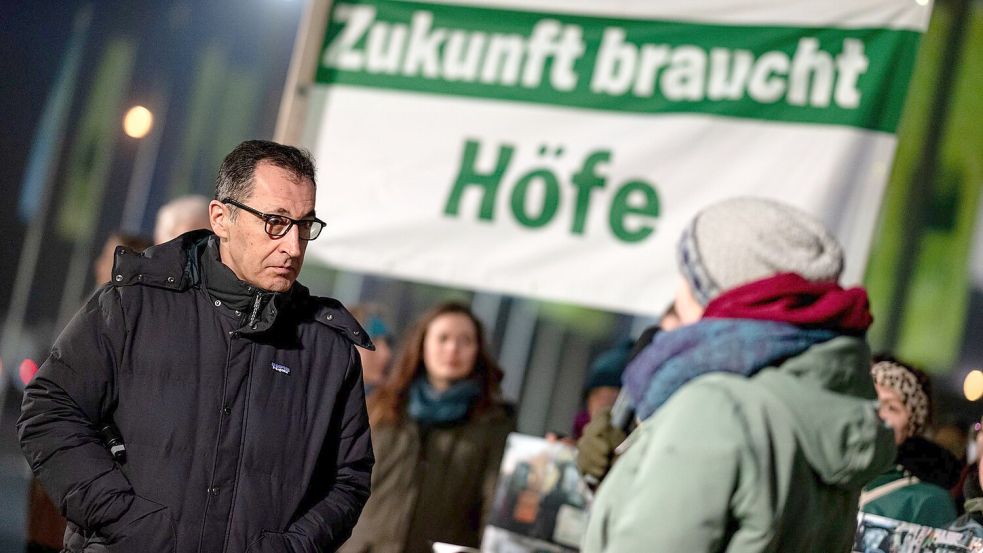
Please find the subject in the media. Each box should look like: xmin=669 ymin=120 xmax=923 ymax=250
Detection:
xmin=315 ymin=0 xmax=922 ymax=133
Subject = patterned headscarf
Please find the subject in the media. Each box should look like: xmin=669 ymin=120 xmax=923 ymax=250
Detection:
xmin=871 ymin=359 xmax=931 ymax=438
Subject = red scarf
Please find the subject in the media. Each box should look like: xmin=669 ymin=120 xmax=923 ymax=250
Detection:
xmin=702 ymin=273 xmax=873 ymax=334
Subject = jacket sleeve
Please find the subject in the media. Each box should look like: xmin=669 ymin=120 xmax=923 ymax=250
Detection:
xmin=481 ymin=412 xmax=515 ymax=528
xmin=273 ymin=345 xmax=374 ymax=553
xmin=590 ymin=381 xmax=745 ymax=553
xmin=17 ymin=287 xmax=148 ymax=534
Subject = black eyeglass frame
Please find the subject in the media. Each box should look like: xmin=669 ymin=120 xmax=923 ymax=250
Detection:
xmin=221 ymin=198 xmax=325 ymax=240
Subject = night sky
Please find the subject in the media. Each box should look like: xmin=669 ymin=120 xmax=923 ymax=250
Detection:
xmin=0 ymin=0 xmax=304 ymax=331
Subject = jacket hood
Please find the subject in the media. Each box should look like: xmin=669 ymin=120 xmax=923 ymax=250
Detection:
xmin=111 ymin=229 xmax=374 ymax=349
xmin=755 ymin=336 xmax=895 ymax=489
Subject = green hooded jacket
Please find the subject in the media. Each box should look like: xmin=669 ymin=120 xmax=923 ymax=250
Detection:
xmin=582 ymin=336 xmax=896 ymax=553
xmin=861 ymin=468 xmax=957 ymax=528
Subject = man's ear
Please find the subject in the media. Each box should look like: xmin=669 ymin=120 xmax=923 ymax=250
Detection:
xmin=209 ymin=200 xmax=230 ymax=239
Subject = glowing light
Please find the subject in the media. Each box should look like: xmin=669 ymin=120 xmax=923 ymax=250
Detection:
xmin=965 ymin=370 xmax=983 ymax=401
xmin=123 ymin=105 xmax=154 ymax=138
xmin=19 ymin=358 xmax=39 ymax=386
xmin=915 ymin=0 xmax=930 ymax=6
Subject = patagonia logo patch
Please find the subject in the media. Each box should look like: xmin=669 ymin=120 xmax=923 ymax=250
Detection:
xmin=271 ymin=362 xmax=291 ymax=375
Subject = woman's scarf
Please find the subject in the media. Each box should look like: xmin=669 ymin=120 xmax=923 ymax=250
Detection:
xmin=623 ymin=319 xmax=837 ymax=421
xmin=624 ymin=273 xmax=872 ymax=422
xmin=702 ymin=272 xmax=872 ymax=333
xmin=408 ymin=376 xmax=482 ymax=425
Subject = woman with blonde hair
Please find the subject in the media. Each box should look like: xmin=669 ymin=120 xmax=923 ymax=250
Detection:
xmin=342 ymin=302 xmax=514 ymax=553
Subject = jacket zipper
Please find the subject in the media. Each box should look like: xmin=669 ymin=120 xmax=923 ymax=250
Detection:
xmin=248 ymin=294 xmax=262 ymax=329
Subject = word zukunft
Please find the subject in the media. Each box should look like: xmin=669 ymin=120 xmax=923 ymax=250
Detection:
xmin=323 ymin=5 xmax=870 ymax=110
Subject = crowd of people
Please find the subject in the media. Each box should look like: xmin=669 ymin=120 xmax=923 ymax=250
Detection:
xmin=13 ymin=139 xmax=983 ymax=553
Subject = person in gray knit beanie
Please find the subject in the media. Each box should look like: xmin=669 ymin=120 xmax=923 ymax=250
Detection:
xmin=677 ymin=197 xmax=845 ymax=306
xmin=581 ymin=194 xmax=893 ymax=553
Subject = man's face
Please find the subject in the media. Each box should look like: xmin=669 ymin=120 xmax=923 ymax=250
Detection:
xmin=210 ymin=162 xmax=316 ymax=292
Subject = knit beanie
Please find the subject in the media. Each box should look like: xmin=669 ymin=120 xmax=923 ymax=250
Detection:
xmin=870 ymin=358 xmax=931 ymax=438
xmin=585 ymin=340 xmax=633 ymax=392
xmin=677 ymin=197 xmax=845 ymax=305
xmin=363 ymin=315 xmax=391 ymax=340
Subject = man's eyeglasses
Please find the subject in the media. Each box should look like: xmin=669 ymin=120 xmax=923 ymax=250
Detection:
xmin=221 ymin=198 xmax=325 ymax=240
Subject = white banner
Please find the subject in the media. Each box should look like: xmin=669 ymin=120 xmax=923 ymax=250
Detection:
xmin=296 ymin=0 xmax=931 ymax=315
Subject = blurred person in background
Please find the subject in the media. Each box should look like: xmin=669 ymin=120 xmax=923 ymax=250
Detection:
xmin=953 ymin=421 xmax=983 ymax=516
xmin=92 ymin=232 xmax=153 ymax=285
xmin=18 ymin=140 xmax=374 ymax=552
xmin=861 ymin=356 xmax=959 ymax=527
xmin=350 ymin=303 xmax=395 ymax=395
xmin=950 ymin=419 xmax=983 ymax=537
xmin=153 ymin=193 xmax=211 ymax=244
xmin=571 ymin=340 xmax=631 ymax=440
xmin=582 ymin=197 xmax=895 ymax=553
xmin=341 ymin=302 xmax=514 ymax=553
xmin=575 ymin=304 xmax=680 ymax=478
xmin=950 ymin=460 xmax=983 ymax=537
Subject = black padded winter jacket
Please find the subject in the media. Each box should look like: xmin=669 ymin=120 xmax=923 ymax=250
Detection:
xmin=18 ymin=231 xmax=374 ymax=553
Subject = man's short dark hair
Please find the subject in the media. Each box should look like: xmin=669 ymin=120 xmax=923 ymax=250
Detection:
xmin=214 ymin=140 xmax=317 ymax=212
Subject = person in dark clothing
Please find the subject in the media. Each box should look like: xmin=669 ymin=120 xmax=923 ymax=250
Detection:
xmin=571 ymin=340 xmax=632 ymax=440
xmin=950 ymin=462 xmax=983 ymax=537
xmin=23 ymin=232 xmax=153 ymax=553
xmin=575 ymin=303 xmax=680 ymax=481
xmin=896 ymin=436 xmax=963 ymax=491
xmin=18 ymin=140 xmax=375 ymax=553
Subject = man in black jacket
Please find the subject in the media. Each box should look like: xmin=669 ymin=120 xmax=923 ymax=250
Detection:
xmin=18 ymin=140 xmax=375 ymax=552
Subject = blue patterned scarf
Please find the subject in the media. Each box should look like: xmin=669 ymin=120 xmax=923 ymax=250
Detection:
xmin=408 ymin=376 xmax=482 ymax=425
xmin=623 ymin=319 xmax=838 ymax=421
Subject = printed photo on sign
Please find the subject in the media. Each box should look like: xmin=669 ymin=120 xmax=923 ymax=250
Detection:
xmin=483 ymin=433 xmax=589 ymax=552
xmin=854 ymin=513 xmax=983 ymax=553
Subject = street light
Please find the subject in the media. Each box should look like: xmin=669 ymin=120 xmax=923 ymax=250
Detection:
xmin=964 ymin=370 xmax=983 ymax=401
xmin=123 ymin=105 xmax=154 ymax=138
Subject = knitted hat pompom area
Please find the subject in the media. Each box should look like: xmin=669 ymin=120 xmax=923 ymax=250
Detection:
xmin=677 ymin=197 xmax=844 ymax=305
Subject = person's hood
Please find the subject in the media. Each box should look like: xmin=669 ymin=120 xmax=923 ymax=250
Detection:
xmin=755 ymin=336 xmax=896 ymax=489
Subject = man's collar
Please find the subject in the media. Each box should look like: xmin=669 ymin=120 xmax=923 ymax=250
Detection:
xmin=114 ymin=230 xmax=375 ymax=347
xmin=200 ymin=236 xmax=289 ymax=334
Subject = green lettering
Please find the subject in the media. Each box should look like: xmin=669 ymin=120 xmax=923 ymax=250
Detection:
xmin=609 ymin=180 xmax=659 ymax=242
xmin=511 ymin=169 xmax=560 ymax=228
xmin=570 ymin=150 xmax=610 ymax=235
xmin=444 ymin=139 xmax=513 ymax=220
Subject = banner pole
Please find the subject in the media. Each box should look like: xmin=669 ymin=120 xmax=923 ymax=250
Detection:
xmin=274 ymin=0 xmax=332 ymax=145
